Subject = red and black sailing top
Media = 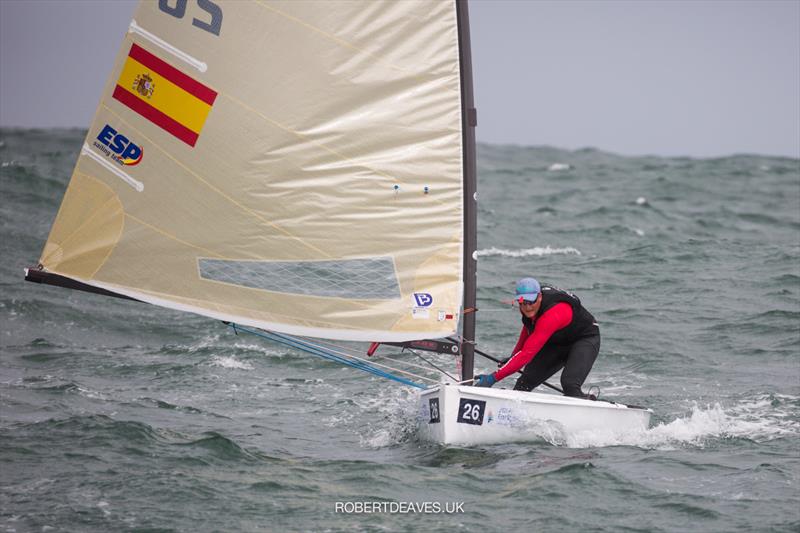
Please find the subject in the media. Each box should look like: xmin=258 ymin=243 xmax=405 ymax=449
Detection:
xmin=495 ymin=286 xmax=598 ymax=381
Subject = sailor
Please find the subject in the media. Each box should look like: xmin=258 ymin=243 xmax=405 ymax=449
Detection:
xmin=473 ymin=277 xmax=600 ymax=398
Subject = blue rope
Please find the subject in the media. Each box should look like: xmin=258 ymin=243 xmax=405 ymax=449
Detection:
xmin=227 ymin=323 xmax=426 ymax=389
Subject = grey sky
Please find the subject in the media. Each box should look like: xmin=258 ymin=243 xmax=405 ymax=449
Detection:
xmin=1 ymin=0 xmax=798 ymax=158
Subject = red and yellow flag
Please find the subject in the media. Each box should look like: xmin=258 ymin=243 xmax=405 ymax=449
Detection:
xmin=113 ymin=44 xmax=217 ymax=147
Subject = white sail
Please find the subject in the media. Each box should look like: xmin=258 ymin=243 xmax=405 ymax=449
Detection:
xmin=37 ymin=0 xmax=466 ymax=341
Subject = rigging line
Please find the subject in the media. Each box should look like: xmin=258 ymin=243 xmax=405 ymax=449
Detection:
xmin=221 ymin=93 xmax=447 ymax=208
xmin=363 ymin=353 xmax=447 ymax=379
xmin=268 ymin=330 xmax=438 ymax=385
xmin=256 ymin=328 xmax=424 ymax=382
xmin=274 ymin=332 xmax=438 ymax=384
xmin=232 ymin=324 xmax=427 ymax=388
xmin=419 ymin=378 xmax=475 ymax=392
xmin=253 ymin=0 xmax=459 ymax=96
xmin=98 ymin=103 xmax=332 ymax=259
xmin=291 ymin=336 xmax=447 ymax=377
xmin=405 ymin=348 xmax=458 ymax=382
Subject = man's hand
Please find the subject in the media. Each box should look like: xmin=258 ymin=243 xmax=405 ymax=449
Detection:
xmin=473 ymin=374 xmax=497 ymax=387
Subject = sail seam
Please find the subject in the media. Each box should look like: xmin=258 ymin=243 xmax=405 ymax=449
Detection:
xmin=41 ymin=172 xmax=120 ymax=267
xmin=89 ymin=184 xmax=126 ymax=280
xmin=125 ymin=213 xmax=226 ymax=259
xmin=253 ymin=0 xmax=458 ymax=96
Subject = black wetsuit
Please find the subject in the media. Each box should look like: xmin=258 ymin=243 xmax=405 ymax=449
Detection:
xmin=511 ymin=286 xmax=600 ymax=397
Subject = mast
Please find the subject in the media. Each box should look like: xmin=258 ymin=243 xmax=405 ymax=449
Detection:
xmin=456 ymin=0 xmax=478 ymax=382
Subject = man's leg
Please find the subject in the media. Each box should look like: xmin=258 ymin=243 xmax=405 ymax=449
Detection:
xmin=560 ymin=335 xmax=600 ymax=397
xmin=513 ymin=345 xmax=568 ymax=392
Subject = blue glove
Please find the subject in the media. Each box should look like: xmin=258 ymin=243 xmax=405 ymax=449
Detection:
xmin=473 ymin=374 xmax=496 ymax=387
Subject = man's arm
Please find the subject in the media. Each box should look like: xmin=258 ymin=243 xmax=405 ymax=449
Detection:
xmin=494 ymin=303 xmax=573 ymax=381
xmin=510 ymin=326 xmax=529 ymax=357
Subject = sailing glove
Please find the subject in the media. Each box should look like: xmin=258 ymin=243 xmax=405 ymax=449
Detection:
xmin=474 ymin=374 xmax=496 ymax=387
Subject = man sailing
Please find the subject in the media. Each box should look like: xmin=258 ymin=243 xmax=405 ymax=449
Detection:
xmin=473 ymin=278 xmax=600 ymax=398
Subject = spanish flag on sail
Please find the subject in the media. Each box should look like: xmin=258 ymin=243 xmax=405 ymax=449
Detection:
xmin=113 ymin=44 xmax=217 ymax=147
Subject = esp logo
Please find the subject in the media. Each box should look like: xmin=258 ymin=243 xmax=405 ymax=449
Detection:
xmin=96 ymin=124 xmax=143 ymax=165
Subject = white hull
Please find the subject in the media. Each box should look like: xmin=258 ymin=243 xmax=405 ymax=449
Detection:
xmin=418 ymin=384 xmax=652 ymax=446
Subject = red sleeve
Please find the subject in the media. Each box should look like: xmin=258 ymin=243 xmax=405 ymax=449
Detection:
xmin=510 ymin=326 xmax=529 ymax=356
xmin=494 ymin=303 xmax=573 ymax=381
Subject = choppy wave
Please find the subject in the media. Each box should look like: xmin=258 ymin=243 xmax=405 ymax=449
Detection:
xmin=476 ymin=246 xmax=582 ymax=257
xmin=3 ymin=130 xmax=799 ymax=531
xmin=208 ymin=355 xmax=254 ymax=370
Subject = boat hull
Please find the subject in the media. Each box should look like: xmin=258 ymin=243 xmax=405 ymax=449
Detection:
xmin=418 ymin=384 xmax=652 ymax=445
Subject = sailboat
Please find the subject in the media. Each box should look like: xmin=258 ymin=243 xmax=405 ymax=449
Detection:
xmin=25 ymin=0 xmax=650 ymax=446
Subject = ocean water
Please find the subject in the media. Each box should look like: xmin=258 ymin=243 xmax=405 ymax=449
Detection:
xmin=1 ymin=128 xmax=799 ymax=532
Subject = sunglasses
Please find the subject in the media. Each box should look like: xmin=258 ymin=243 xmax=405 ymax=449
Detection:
xmin=518 ymin=296 xmax=537 ymax=306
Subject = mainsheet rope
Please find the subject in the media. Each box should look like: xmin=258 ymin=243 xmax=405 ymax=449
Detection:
xmin=295 ymin=335 xmax=458 ymax=382
xmin=228 ymin=323 xmax=437 ymax=389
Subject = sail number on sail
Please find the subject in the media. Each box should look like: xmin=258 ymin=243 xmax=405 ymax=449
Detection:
xmin=158 ymin=0 xmax=222 ymax=36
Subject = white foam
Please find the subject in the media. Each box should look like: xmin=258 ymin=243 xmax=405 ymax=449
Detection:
xmin=476 ymin=246 xmax=581 ymax=258
xmin=230 ymin=341 xmax=286 ymax=357
xmin=547 ymin=163 xmax=571 ymax=171
xmin=636 ymin=196 xmax=648 ymax=205
xmin=185 ymin=333 xmax=285 ymax=358
xmin=562 ymin=395 xmax=800 ymax=449
xmin=327 ymin=378 xmax=799 ymax=451
xmin=209 ymin=356 xmax=253 ymax=370
xmin=323 ymin=386 xmax=420 ymax=448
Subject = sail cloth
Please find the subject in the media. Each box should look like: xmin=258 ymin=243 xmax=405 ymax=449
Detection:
xmin=38 ymin=0 xmax=466 ymax=341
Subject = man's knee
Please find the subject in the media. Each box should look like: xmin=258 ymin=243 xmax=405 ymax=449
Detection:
xmin=560 ymin=379 xmax=584 ymax=397
xmin=513 ymin=375 xmax=535 ymax=392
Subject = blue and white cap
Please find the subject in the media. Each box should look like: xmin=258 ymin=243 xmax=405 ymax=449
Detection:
xmin=514 ymin=277 xmax=541 ymax=301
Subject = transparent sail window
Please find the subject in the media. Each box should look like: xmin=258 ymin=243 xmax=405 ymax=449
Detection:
xmin=198 ymin=257 xmax=400 ymax=300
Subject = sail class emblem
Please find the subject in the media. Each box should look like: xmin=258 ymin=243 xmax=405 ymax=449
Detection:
xmin=413 ymin=293 xmax=433 ymax=307
xmin=132 ymin=73 xmax=155 ymax=99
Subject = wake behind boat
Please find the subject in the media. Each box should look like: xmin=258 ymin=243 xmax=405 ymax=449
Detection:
xmin=419 ymin=384 xmax=652 ymax=446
